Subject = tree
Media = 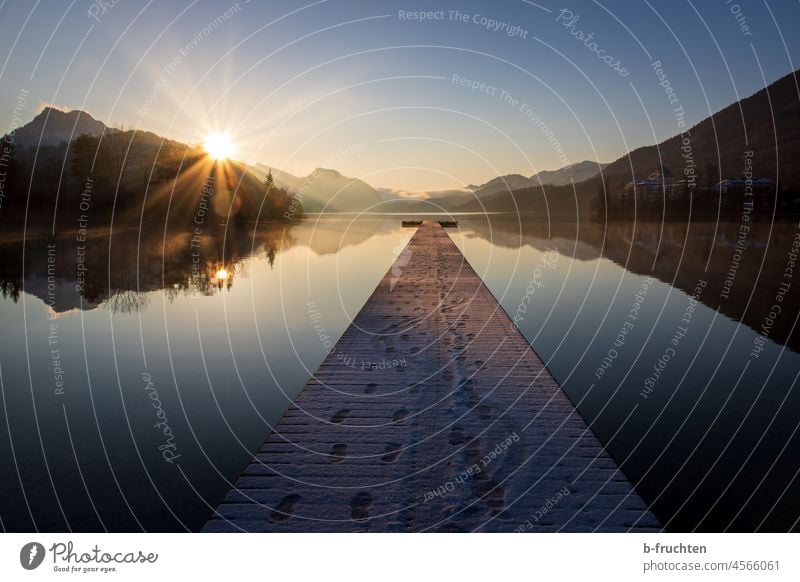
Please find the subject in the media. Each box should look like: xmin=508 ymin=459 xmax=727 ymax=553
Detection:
xmin=41 ymin=157 xmax=65 ymax=198
xmin=70 ymin=133 xmax=99 ymax=180
xmin=264 ymin=169 xmax=274 ymax=193
xmin=95 ymin=127 xmax=129 ymax=189
xmin=0 ymin=134 xmax=17 ymax=195
xmin=595 ymin=175 xmax=609 ymax=220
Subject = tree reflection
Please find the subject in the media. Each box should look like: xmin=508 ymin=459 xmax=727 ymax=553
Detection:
xmin=0 ymin=220 xmax=294 ymax=314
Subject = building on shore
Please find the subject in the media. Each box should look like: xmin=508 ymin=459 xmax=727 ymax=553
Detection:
xmin=716 ymin=177 xmax=775 ymax=195
xmin=619 ymin=167 xmax=679 ymax=202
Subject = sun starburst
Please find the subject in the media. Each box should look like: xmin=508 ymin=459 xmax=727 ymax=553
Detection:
xmin=203 ymin=133 xmax=235 ymax=160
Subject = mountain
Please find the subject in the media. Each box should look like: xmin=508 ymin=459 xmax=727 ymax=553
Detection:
xmin=470 ymin=161 xmax=608 ymax=197
xmin=531 ymin=160 xmax=609 ymax=187
xmin=255 ymin=165 xmax=383 ymax=212
xmin=472 ymin=174 xmax=537 ymax=197
xmin=253 ymin=163 xmax=303 ymax=193
xmin=3 ymin=109 xmax=299 ymax=225
xmin=599 ymin=69 xmax=800 ymax=190
xmin=459 ymin=69 xmax=800 ymax=215
xmin=376 ymin=187 xmax=473 ymax=201
xmin=7 ymin=108 xmax=374 ymax=215
xmin=10 ymin=107 xmax=108 ymax=147
xmin=301 ymin=168 xmax=384 ymax=212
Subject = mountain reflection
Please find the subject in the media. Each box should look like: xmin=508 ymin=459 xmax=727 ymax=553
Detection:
xmin=0 ymin=220 xmax=294 ymax=314
xmin=456 ymin=215 xmax=800 ymax=353
xmin=2 ymin=213 xmax=797 ymax=353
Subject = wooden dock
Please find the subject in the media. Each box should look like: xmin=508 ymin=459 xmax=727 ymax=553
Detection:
xmin=204 ymin=221 xmax=659 ymax=532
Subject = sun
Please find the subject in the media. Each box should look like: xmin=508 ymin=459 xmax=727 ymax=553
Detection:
xmin=203 ymin=133 xmax=235 ymax=160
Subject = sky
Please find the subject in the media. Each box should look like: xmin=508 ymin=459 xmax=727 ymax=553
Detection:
xmin=1 ymin=0 xmax=799 ymax=192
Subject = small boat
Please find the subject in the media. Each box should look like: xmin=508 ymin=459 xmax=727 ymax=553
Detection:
xmin=438 ymin=220 xmax=458 ymax=228
xmin=402 ymin=220 xmax=422 ymax=227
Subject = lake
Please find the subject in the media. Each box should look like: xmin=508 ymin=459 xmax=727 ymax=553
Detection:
xmin=1 ymin=214 xmax=798 ymax=532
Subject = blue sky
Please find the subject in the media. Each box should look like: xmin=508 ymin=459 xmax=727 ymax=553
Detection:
xmin=1 ymin=0 xmax=798 ymax=190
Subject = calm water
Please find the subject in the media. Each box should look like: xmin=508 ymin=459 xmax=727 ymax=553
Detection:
xmin=0 ymin=214 xmax=798 ymax=532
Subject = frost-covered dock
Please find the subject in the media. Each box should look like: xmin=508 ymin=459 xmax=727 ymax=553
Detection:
xmin=204 ymin=222 xmax=659 ymax=532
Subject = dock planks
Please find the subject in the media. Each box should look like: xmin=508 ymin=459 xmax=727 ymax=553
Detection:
xmin=204 ymin=221 xmax=659 ymax=532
